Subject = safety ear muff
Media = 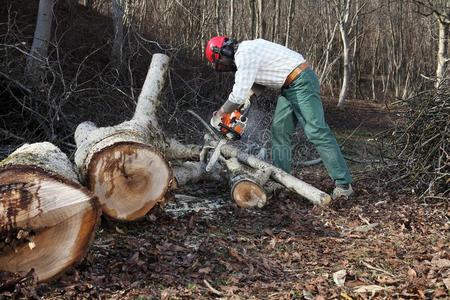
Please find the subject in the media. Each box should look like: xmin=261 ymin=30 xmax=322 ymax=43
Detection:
xmin=220 ymin=46 xmax=234 ymax=58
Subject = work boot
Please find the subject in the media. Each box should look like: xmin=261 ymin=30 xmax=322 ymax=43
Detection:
xmin=332 ymin=184 xmax=354 ymax=199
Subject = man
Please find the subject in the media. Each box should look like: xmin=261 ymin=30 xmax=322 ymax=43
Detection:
xmin=205 ymin=36 xmax=353 ymax=199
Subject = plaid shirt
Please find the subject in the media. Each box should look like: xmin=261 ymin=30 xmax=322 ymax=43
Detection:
xmin=227 ymin=39 xmax=305 ymax=104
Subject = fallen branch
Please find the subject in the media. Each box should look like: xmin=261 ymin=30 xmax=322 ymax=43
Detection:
xmin=215 ymin=140 xmax=332 ymax=205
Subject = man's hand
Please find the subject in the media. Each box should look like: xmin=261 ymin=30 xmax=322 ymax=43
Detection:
xmin=210 ymin=111 xmax=222 ymax=131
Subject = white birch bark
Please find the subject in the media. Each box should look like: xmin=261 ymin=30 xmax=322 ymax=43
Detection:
xmin=216 ymin=142 xmax=332 ymax=206
xmin=229 ymin=0 xmax=234 ymax=36
xmin=111 ymin=0 xmax=125 ymax=66
xmin=74 ymin=54 xmax=171 ymax=221
xmin=335 ymin=0 xmax=352 ymax=108
xmin=435 ymin=19 xmax=449 ymax=88
xmin=285 ymin=0 xmax=294 ymax=47
xmin=26 ymin=0 xmax=55 ymax=82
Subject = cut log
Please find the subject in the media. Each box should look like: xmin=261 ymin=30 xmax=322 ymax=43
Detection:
xmin=74 ymin=54 xmax=172 ymax=221
xmin=216 ymin=141 xmax=332 ymax=206
xmin=231 ymin=176 xmax=267 ymax=208
xmin=0 ymin=142 xmax=99 ymax=282
xmin=172 ymin=161 xmax=223 ymax=186
xmin=223 ymin=157 xmax=269 ymax=208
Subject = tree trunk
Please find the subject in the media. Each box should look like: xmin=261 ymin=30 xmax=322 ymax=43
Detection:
xmin=337 ymin=22 xmax=351 ymax=107
xmin=223 ymin=157 xmax=269 ymax=208
xmin=26 ymin=0 xmax=55 ymax=83
xmin=74 ymin=54 xmax=172 ymax=221
xmin=212 ymin=140 xmax=332 ymax=206
xmin=250 ymin=0 xmax=256 ymax=39
xmin=256 ymin=0 xmax=263 ymax=38
xmin=285 ymin=0 xmax=294 ymax=47
xmin=229 ymin=0 xmax=234 ymax=36
xmin=215 ymin=0 xmax=220 ymax=35
xmin=272 ymin=0 xmax=280 ymax=42
xmin=111 ymin=0 xmax=125 ymax=67
xmin=336 ymin=0 xmax=352 ymax=108
xmin=0 ymin=142 xmax=99 ymax=282
xmin=435 ymin=19 xmax=449 ymax=88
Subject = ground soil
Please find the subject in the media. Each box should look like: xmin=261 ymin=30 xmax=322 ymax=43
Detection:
xmin=2 ymin=104 xmax=449 ymax=300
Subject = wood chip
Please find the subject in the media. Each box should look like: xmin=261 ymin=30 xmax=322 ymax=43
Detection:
xmin=333 ymin=269 xmax=346 ymax=287
xmin=28 ymin=241 xmax=36 ymax=250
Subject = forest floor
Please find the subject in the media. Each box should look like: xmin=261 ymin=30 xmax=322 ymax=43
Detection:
xmin=2 ymin=101 xmax=449 ymax=300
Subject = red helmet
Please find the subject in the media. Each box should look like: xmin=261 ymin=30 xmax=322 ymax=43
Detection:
xmin=205 ymin=36 xmax=227 ymax=63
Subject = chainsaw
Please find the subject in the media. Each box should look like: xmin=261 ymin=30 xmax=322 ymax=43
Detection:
xmin=187 ymin=104 xmax=250 ymax=172
xmin=218 ymin=108 xmax=248 ymax=140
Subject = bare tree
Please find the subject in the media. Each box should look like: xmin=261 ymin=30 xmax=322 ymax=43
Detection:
xmin=26 ymin=0 xmax=55 ymax=83
xmin=229 ymin=0 xmax=234 ymax=36
xmin=256 ymin=0 xmax=263 ymax=38
xmin=333 ymin=0 xmax=352 ymax=107
xmin=285 ymin=0 xmax=294 ymax=47
xmin=413 ymin=0 xmax=450 ymax=88
xmin=111 ymin=0 xmax=125 ymax=67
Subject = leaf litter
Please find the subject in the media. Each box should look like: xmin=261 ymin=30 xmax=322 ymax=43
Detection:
xmin=1 ymin=171 xmax=449 ymax=299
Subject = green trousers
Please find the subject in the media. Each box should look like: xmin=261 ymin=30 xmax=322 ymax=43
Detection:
xmin=271 ymin=68 xmax=352 ymax=185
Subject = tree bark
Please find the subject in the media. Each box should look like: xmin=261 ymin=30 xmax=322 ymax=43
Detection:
xmin=111 ymin=0 xmax=125 ymax=67
xmin=213 ymin=141 xmax=332 ymax=206
xmin=285 ymin=0 xmax=294 ymax=47
xmin=26 ymin=0 xmax=55 ymax=83
xmin=74 ymin=54 xmax=172 ymax=221
xmin=335 ymin=0 xmax=352 ymax=108
xmin=229 ymin=0 xmax=234 ymax=36
xmin=223 ymin=157 xmax=269 ymax=208
xmin=435 ymin=19 xmax=449 ymax=88
xmin=0 ymin=142 xmax=99 ymax=282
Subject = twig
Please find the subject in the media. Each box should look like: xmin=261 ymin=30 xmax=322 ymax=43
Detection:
xmin=361 ymin=260 xmax=395 ymax=277
xmin=203 ymin=279 xmax=223 ymax=296
xmin=0 ymin=71 xmax=31 ymax=94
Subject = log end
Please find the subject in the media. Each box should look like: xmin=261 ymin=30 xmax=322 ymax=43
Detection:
xmin=319 ymin=193 xmax=332 ymax=206
xmin=88 ymin=142 xmax=171 ymax=221
xmin=231 ymin=178 xmax=267 ymax=209
xmin=0 ymin=166 xmax=99 ymax=282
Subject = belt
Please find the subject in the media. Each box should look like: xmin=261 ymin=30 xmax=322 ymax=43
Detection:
xmin=283 ymin=62 xmax=309 ymax=88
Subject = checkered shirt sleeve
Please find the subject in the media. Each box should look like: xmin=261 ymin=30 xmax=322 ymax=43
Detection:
xmin=227 ymin=39 xmax=305 ymax=105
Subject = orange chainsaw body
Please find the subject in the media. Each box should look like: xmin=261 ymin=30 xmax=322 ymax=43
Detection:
xmin=219 ymin=110 xmax=247 ymax=139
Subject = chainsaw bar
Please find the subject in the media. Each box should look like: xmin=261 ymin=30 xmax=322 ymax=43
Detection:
xmin=205 ymin=138 xmax=227 ymax=172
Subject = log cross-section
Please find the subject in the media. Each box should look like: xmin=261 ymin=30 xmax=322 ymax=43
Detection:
xmin=218 ymin=142 xmax=332 ymax=206
xmin=74 ymin=54 xmax=172 ymax=221
xmin=0 ymin=142 xmax=99 ymax=282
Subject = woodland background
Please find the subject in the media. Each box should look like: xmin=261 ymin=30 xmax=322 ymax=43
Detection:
xmin=1 ymin=0 xmax=448 ymax=151
xmin=0 ymin=0 xmax=449 ymax=298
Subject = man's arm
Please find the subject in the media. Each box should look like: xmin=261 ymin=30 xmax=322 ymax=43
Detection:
xmin=217 ymin=52 xmax=260 ymax=116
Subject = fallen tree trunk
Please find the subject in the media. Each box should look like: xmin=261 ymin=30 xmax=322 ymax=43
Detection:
xmin=74 ymin=54 xmax=173 ymax=221
xmin=0 ymin=142 xmax=99 ymax=282
xmin=217 ymin=141 xmax=332 ymax=206
xmin=223 ymin=157 xmax=269 ymax=208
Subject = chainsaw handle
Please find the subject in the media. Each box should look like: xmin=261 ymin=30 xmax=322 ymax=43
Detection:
xmin=219 ymin=123 xmax=241 ymax=140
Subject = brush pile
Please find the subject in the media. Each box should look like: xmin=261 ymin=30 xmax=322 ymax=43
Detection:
xmin=389 ymin=84 xmax=449 ymax=198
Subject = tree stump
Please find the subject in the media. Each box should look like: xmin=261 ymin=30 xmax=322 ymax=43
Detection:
xmin=74 ymin=54 xmax=173 ymax=221
xmin=0 ymin=142 xmax=99 ymax=282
